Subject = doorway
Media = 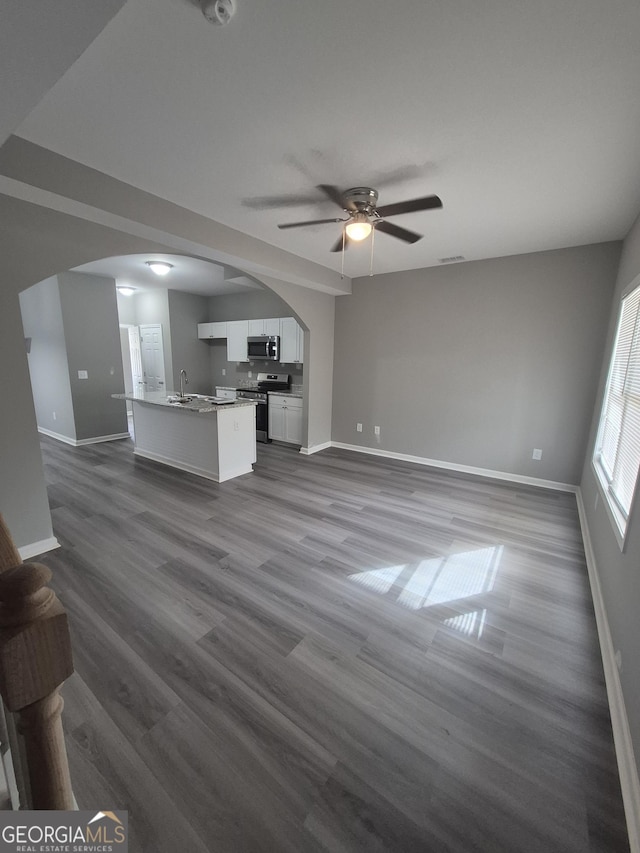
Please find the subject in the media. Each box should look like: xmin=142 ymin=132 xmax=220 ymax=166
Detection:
xmin=119 ymin=323 xmax=165 ymax=437
xmin=139 ymin=324 xmax=166 ymax=392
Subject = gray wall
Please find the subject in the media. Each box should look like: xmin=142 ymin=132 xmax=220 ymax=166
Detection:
xmin=209 ymin=289 xmax=291 ymax=322
xmin=20 ymin=277 xmax=76 ymax=439
xmin=167 ymin=290 xmax=210 ymax=394
xmin=57 ymin=271 xmax=127 ymax=440
xmin=20 ymin=272 xmax=128 ymax=442
xmin=1 ymin=287 xmax=55 ymax=549
xmin=580 ymin=212 xmax=640 ymax=776
xmin=116 ymin=289 xmax=137 ymax=325
xmin=333 ymin=242 xmax=621 ymax=485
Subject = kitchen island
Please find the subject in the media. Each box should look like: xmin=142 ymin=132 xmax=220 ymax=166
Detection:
xmin=113 ymin=391 xmax=257 ymax=483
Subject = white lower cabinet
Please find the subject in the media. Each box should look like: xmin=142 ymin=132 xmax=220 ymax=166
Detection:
xmin=268 ymin=394 xmax=303 ymax=445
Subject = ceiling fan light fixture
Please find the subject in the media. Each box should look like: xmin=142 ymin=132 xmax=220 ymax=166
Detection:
xmin=345 ymin=214 xmax=372 ymax=242
xmin=117 ymin=286 xmax=136 ymax=296
xmin=146 ymin=261 xmax=173 ymax=276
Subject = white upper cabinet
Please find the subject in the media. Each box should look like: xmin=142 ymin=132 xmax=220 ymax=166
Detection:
xmin=197 ymin=316 xmax=303 ymax=363
xmin=279 ymin=317 xmax=304 ymax=364
xmin=197 ymin=321 xmax=227 ymax=339
xmin=226 ymin=320 xmax=250 ymax=362
xmin=248 ymin=318 xmax=280 ymax=336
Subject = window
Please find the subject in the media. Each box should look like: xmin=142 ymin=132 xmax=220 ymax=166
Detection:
xmin=593 ymin=280 xmax=640 ymax=547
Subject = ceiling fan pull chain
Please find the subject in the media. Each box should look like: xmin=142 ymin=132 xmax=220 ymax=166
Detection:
xmin=341 ymin=228 xmax=345 ymax=279
xmin=369 ymin=224 xmax=375 ymax=276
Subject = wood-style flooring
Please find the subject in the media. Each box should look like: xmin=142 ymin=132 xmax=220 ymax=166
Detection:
xmin=34 ymin=435 xmax=629 ymax=852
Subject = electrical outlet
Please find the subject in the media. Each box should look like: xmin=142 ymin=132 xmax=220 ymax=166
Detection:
xmin=374 ymin=425 xmax=380 ymax=436
xmin=78 ymin=369 xmax=88 ymax=380
xmin=233 ymin=421 xmax=239 ymax=431
xmin=248 ymin=370 xmax=252 ymax=378
xmin=532 ymin=448 xmax=542 ymax=460
xmin=222 ymin=368 xmax=226 ymax=376
xmin=52 ymin=411 xmax=56 ymax=421
xmin=356 ymin=423 xmax=363 ymax=432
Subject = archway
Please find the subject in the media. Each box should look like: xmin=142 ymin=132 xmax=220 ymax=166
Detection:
xmin=0 ymin=193 xmax=335 ymax=553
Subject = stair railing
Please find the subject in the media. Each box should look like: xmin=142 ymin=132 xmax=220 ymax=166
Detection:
xmin=0 ymin=515 xmax=74 ymax=810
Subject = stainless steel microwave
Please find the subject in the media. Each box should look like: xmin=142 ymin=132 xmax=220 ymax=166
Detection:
xmin=247 ymin=335 xmax=280 ymax=361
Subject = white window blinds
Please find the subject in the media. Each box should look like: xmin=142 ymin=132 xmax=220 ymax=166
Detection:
xmin=594 ymin=282 xmax=640 ymax=540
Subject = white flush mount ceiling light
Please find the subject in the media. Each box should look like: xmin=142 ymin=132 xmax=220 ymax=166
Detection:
xmin=117 ymin=286 xmax=136 ymax=296
xmin=201 ymin=0 xmax=236 ymax=25
xmin=146 ymin=261 xmax=173 ymax=276
xmin=345 ymin=213 xmax=372 ymax=242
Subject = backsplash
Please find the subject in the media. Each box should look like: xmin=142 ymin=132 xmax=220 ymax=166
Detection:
xmin=209 ymin=345 xmax=304 ymax=392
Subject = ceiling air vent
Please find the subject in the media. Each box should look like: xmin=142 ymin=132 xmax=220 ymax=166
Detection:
xmin=439 ymin=255 xmax=465 ymax=264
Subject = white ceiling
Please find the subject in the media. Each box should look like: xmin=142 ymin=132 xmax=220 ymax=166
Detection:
xmin=73 ymin=253 xmax=263 ymax=296
xmin=13 ymin=0 xmax=640 ymax=279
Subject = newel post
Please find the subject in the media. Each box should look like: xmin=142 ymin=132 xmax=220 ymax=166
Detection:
xmin=0 ymin=515 xmax=74 ymax=809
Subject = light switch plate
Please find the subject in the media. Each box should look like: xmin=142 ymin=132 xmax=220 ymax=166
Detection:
xmin=78 ymin=370 xmax=88 ymax=379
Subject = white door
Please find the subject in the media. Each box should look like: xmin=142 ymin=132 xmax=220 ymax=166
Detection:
xmin=128 ymin=325 xmax=144 ymax=394
xmin=140 ymin=324 xmax=166 ymax=392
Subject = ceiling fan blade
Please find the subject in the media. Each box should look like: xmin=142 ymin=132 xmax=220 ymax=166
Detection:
xmin=375 ymin=220 xmax=423 ymax=244
xmin=330 ymin=233 xmax=350 ymax=253
xmin=376 ymin=194 xmax=443 ymax=218
xmin=316 ymin=184 xmax=345 ymax=208
xmin=278 ymin=217 xmax=345 ymax=230
xmin=242 ymin=192 xmax=324 ymax=210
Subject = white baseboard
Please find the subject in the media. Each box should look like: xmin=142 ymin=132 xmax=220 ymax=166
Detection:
xmin=300 ymin=441 xmax=332 ymax=456
xmin=18 ymin=536 xmax=60 ymax=561
xmin=576 ymin=488 xmax=640 ymax=853
xmin=330 ymin=442 xmax=577 ymax=492
xmin=38 ymin=427 xmax=129 ymax=446
xmin=75 ymin=432 xmax=130 ymax=446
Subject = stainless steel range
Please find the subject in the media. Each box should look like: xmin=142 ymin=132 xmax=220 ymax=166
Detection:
xmin=236 ymin=373 xmax=290 ymax=443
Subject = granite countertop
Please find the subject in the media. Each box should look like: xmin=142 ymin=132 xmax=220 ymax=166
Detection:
xmin=113 ymin=391 xmax=257 ymax=413
xmin=215 ymin=384 xmax=303 ymax=398
xmin=268 ymin=390 xmax=303 ymax=398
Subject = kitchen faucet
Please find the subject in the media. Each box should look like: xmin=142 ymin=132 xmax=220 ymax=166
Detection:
xmin=179 ymin=369 xmax=189 ymax=398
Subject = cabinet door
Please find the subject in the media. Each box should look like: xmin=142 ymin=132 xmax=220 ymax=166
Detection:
xmin=268 ymin=401 xmax=286 ymax=440
xmin=279 ymin=317 xmax=303 ymax=363
xmin=227 ymin=320 xmax=249 ymax=362
xmin=248 ymin=318 xmax=280 ymax=336
xmin=284 ymin=405 xmax=303 ymax=445
xmin=295 ymin=323 xmax=304 ymax=364
xmin=264 ymin=318 xmax=280 ymax=336
xmin=209 ymin=321 xmax=227 ymax=338
xmin=197 ymin=322 xmax=227 ymax=339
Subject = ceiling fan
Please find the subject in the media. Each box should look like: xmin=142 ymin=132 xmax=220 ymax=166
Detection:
xmin=277 ymin=185 xmax=443 ymax=252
